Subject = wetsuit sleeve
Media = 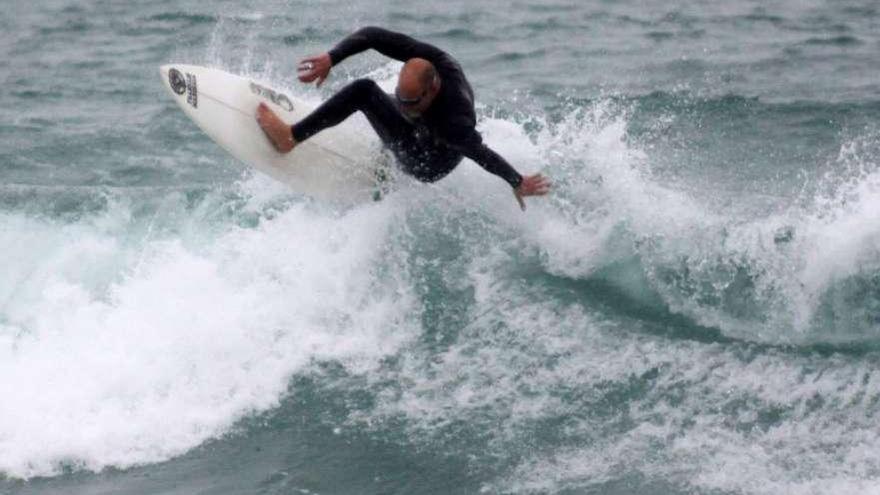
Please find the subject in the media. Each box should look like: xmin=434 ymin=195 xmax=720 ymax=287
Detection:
xmin=446 ymin=126 xmax=523 ymax=189
xmin=328 ymin=26 xmax=448 ymax=66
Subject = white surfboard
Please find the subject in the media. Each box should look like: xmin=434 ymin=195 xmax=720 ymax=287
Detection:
xmin=158 ymin=64 xmax=387 ymax=201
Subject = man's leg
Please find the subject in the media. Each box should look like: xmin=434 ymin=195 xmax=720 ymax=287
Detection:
xmin=292 ymin=78 xmax=414 ymax=147
xmin=256 ymin=78 xmax=413 ymax=154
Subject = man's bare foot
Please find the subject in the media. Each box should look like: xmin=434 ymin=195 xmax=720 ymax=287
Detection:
xmin=256 ymin=102 xmax=296 ymax=153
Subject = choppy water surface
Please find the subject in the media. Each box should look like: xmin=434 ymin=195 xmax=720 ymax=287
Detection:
xmin=3 ymin=1 xmax=880 ymax=493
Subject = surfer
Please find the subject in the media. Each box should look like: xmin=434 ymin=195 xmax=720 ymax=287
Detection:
xmin=256 ymin=26 xmax=550 ymax=209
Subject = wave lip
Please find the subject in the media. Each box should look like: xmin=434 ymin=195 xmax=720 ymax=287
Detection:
xmin=517 ymin=96 xmax=880 ymax=346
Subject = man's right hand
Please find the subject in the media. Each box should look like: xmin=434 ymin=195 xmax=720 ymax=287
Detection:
xmin=513 ymin=173 xmax=551 ymax=211
xmin=297 ymin=53 xmax=332 ymax=87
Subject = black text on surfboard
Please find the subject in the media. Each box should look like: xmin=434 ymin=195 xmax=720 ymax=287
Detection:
xmin=186 ymin=73 xmax=198 ymax=108
xmin=249 ymin=82 xmax=294 ymax=112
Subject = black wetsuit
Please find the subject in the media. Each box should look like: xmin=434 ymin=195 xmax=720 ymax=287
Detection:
xmin=291 ymin=26 xmax=523 ymax=189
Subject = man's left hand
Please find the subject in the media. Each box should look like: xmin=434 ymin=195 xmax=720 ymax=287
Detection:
xmin=514 ymin=174 xmax=551 ymax=211
xmin=298 ymin=53 xmax=332 ymax=87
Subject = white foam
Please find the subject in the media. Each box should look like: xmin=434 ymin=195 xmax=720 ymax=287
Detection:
xmin=0 ymin=187 xmax=417 ymax=479
xmin=496 ymin=345 xmax=880 ymax=495
xmin=355 ymin=254 xmax=880 ymax=493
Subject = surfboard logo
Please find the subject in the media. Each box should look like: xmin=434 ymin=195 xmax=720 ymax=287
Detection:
xmin=249 ymin=81 xmax=294 ymax=112
xmin=168 ymin=68 xmax=187 ymax=95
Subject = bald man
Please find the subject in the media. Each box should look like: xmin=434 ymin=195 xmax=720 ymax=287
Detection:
xmin=256 ymin=26 xmax=549 ymax=209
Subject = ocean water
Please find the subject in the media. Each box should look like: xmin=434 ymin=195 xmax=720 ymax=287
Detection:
xmin=3 ymin=0 xmax=880 ymax=493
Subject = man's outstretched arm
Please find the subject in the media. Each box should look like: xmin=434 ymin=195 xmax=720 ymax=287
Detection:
xmin=298 ymin=27 xmax=446 ymax=86
xmin=449 ymin=127 xmax=550 ymax=210
xmin=328 ymin=26 xmax=447 ymax=66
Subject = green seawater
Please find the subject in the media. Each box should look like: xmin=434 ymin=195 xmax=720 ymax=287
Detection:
xmin=3 ymin=1 xmax=880 ymax=494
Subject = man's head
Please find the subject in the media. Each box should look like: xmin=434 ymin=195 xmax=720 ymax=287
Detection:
xmin=396 ymin=58 xmax=441 ymax=117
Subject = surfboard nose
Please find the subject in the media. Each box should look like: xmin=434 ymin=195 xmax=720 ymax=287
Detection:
xmin=159 ymin=65 xmax=190 ymax=99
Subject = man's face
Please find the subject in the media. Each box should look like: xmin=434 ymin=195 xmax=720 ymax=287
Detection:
xmin=395 ymin=76 xmax=437 ymax=117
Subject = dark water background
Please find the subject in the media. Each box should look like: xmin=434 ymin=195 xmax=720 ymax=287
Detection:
xmin=3 ymin=1 xmax=880 ymax=493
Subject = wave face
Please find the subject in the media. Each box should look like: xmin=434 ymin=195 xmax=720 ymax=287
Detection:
xmin=3 ymin=0 xmax=880 ymax=494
